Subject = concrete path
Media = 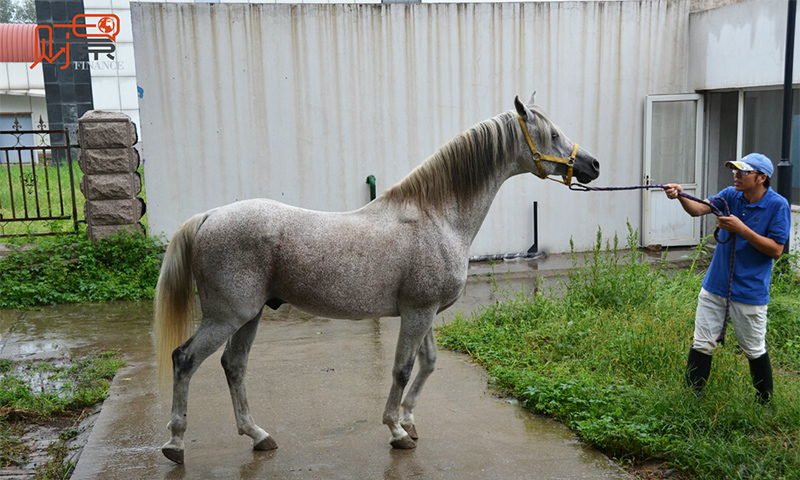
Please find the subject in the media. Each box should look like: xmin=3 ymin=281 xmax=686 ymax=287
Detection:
xmin=0 ymin=254 xmax=648 ymax=479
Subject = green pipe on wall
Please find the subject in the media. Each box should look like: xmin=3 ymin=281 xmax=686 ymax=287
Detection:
xmin=366 ymin=175 xmax=376 ymax=202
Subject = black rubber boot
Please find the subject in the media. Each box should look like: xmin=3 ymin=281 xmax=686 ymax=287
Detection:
xmin=748 ymin=352 xmax=773 ymax=404
xmin=685 ymin=348 xmax=713 ymax=396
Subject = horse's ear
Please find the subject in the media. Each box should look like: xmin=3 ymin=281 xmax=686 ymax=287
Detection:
xmin=514 ymin=96 xmax=527 ymax=119
xmin=528 ymin=91 xmax=536 ymax=106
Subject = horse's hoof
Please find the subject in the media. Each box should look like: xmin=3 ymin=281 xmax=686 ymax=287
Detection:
xmin=401 ymin=423 xmax=418 ymax=440
xmin=162 ymin=445 xmax=185 ymax=464
xmin=390 ymin=435 xmax=417 ymax=449
xmin=253 ymin=435 xmax=278 ymax=451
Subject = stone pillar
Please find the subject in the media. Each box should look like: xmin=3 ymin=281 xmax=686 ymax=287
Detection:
xmin=77 ymin=111 xmax=146 ymax=242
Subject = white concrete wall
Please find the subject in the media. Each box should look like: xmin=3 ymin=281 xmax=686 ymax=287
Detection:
xmin=0 ymin=62 xmax=47 ymax=127
xmin=131 ymin=1 xmax=691 ymax=255
xmin=0 ymin=93 xmax=48 ymax=125
xmin=83 ymin=0 xmax=140 ymax=130
xmin=0 ymin=63 xmax=44 ymax=97
xmin=690 ymin=0 xmax=800 ymax=90
xmin=0 ymin=91 xmax=48 ymax=149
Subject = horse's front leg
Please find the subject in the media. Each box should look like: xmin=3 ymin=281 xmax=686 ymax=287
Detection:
xmin=162 ymin=319 xmax=236 ymax=464
xmin=383 ymin=307 xmax=436 ymax=449
xmin=220 ymin=311 xmax=277 ymax=452
xmin=399 ymin=327 xmax=436 ymax=440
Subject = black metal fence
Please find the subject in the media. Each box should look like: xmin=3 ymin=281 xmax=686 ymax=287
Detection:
xmin=0 ymin=117 xmax=80 ymax=237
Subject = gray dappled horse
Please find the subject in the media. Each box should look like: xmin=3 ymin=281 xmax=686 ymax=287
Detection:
xmin=155 ymin=94 xmax=600 ymax=464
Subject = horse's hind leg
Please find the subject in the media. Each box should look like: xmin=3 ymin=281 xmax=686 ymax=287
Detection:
xmin=162 ymin=318 xmax=238 ymax=464
xmin=399 ymin=327 xmax=436 ymax=440
xmin=220 ymin=310 xmax=277 ymax=451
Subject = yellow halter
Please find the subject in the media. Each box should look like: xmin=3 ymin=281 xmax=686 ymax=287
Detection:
xmin=517 ymin=113 xmax=579 ymax=187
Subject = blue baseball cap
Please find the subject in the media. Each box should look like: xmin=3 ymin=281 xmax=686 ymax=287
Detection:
xmin=725 ymin=153 xmax=774 ymax=178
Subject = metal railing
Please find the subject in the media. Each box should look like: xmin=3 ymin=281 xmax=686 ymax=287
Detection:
xmin=0 ymin=116 xmax=80 ymax=237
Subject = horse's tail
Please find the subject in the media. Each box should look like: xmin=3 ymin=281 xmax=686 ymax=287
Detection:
xmin=155 ymin=213 xmax=207 ymax=387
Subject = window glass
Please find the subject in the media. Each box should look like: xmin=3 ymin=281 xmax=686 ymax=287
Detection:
xmin=706 ymin=92 xmax=739 ymax=196
xmin=743 ymin=89 xmax=800 ymax=204
xmin=651 ymin=101 xmax=696 ymax=184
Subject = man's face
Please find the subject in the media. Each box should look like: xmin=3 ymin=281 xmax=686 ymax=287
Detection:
xmin=732 ymin=169 xmax=764 ymax=191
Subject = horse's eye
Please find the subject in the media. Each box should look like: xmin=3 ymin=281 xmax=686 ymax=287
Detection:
xmin=551 ymin=131 xmax=559 ymax=139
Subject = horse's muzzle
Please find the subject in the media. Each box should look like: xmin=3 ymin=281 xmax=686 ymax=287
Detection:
xmin=576 ymin=157 xmax=600 ymax=184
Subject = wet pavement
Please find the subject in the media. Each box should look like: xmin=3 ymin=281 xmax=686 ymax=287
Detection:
xmin=0 ymin=250 xmax=702 ymax=479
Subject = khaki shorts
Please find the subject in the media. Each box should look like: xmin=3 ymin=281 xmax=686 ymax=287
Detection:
xmin=692 ymin=288 xmax=768 ymax=359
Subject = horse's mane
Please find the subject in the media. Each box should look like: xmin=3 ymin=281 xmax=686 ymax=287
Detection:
xmin=383 ymin=106 xmax=557 ymax=210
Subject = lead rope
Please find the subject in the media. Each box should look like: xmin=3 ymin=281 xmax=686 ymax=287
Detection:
xmin=571 ymin=183 xmax=735 ymax=344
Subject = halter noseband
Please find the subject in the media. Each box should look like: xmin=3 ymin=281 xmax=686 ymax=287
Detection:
xmin=516 ymin=112 xmax=579 ymax=187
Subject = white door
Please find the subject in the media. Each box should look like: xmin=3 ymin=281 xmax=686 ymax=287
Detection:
xmin=643 ymin=94 xmax=704 ymax=247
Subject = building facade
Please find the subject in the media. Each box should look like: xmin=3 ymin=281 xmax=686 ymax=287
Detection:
xmin=3 ymin=0 xmax=799 ymax=255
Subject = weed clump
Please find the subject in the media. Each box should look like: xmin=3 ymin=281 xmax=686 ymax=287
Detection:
xmin=0 ymin=229 xmax=163 ymax=309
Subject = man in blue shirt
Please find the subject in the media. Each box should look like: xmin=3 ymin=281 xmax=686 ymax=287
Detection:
xmin=664 ymin=153 xmax=791 ymax=403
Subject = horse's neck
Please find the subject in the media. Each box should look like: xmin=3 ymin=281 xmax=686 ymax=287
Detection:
xmin=382 ymin=111 xmax=525 ymax=247
xmin=445 ymin=164 xmax=515 ymax=246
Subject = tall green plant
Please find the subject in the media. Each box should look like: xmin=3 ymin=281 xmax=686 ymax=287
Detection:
xmin=566 ymin=222 xmax=665 ymax=310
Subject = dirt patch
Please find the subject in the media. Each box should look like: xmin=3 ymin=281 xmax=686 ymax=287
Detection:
xmin=0 ymin=244 xmax=36 ymax=261
xmin=624 ymin=459 xmax=690 ymax=479
xmin=0 ymin=406 xmax=100 ymax=479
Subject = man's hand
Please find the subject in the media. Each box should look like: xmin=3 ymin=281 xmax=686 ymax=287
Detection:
xmin=663 ymin=183 xmax=712 ymax=217
xmin=662 ymin=183 xmax=683 ymax=199
xmin=716 ymin=215 xmax=745 ymax=234
xmin=717 ymin=215 xmax=784 ymax=258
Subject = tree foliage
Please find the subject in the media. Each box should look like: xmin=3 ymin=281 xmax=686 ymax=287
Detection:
xmin=0 ymin=0 xmax=36 ymax=24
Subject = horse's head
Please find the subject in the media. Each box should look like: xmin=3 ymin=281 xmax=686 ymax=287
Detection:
xmin=514 ymin=94 xmax=600 ymax=186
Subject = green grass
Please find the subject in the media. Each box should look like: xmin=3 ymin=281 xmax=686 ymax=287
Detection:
xmin=0 ymin=160 xmax=85 ymax=236
xmin=437 ymin=225 xmax=800 ymax=480
xmin=0 ymin=351 xmax=127 ymax=477
xmin=0 ymin=226 xmax=164 ymax=308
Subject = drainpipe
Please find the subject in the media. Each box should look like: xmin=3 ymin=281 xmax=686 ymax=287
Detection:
xmin=527 ymin=200 xmax=540 ymax=256
xmin=778 ymin=0 xmax=797 ymax=254
xmin=366 ymin=175 xmax=376 ymax=202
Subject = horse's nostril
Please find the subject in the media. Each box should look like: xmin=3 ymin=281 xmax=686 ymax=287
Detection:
xmin=592 ymin=159 xmax=600 ymax=171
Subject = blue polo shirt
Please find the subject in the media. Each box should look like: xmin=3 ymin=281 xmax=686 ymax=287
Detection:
xmin=702 ymin=187 xmax=791 ymax=305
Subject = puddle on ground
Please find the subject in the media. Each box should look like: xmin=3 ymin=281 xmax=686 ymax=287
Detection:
xmin=0 ymin=301 xmax=155 ymax=362
xmin=2 ymin=359 xmax=74 ymax=393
